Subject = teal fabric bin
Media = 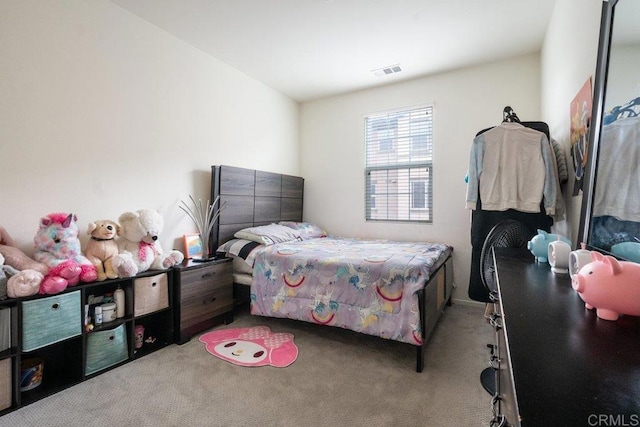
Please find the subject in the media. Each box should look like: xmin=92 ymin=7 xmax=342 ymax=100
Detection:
xmin=85 ymin=323 xmax=129 ymax=375
xmin=22 ymin=291 xmax=81 ymax=352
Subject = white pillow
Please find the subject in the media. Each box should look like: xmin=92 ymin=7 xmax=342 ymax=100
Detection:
xmin=234 ymin=223 xmax=301 ymax=245
xmin=216 ymin=238 xmax=263 ymax=268
xmin=279 ymin=221 xmax=327 ymax=240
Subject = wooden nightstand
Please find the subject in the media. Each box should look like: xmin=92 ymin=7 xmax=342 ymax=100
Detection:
xmin=173 ymin=258 xmax=233 ymax=344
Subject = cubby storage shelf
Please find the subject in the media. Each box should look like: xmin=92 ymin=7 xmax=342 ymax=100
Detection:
xmin=0 ymin=258 xmax=236 ymax=418
xmin=0 ymin=300 xmax=18 ymax=415
xmin=0 ymin=268 xmax=175 ymax=416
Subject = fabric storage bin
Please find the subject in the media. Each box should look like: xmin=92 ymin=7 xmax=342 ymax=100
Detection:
xmin=85 ymin=323 xmax=129 ymax=376
xmin=0 ymin=358 xmax=11 ymax=411
xmin=0 ymin=308 xmax=11 ymax=352
xmin=22 ymin=291 xmax=81 ymax=352
xmin=134 ymin=273 xmax=169 ymax=316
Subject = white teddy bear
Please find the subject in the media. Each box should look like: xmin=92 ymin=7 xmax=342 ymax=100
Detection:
xmin=111 ymin=209 xmax=184 ymax=278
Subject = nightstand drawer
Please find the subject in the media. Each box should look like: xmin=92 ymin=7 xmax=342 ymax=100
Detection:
xmin=174 ymin=259 xmax=234 ymax=343
xmin=180 ymin=262 xmax=232 ymax=297
xmin=180 ymin=287 xmax=233 ymax=329
xmin=180 ymin=262 xmax=232 ymax=328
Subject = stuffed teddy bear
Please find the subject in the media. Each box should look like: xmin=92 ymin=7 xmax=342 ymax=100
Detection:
xmin=0 ymin=253 xmax=43 ymax=299
xmin=84 ymin=219 xmax=120 ymax=281
xmin=111 ymin=209 xmax=184 ymax=278
xmin=33 ymin=213 xmax=98 ymax=294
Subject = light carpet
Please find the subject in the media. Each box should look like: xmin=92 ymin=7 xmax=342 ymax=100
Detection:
xmin=0 ymin=302 xmax=493 ymax=427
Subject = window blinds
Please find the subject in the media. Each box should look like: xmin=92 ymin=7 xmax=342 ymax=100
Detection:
xmin=364 ymin=105 xmax=433 ymax=222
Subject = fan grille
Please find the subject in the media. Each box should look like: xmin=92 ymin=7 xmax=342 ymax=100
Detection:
xmin=480 ymin=220 xmax=534 ymax=298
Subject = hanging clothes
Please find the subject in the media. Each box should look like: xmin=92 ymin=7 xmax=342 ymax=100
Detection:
xmin=466 ymin=122 xmax=557 ymax=215
xmin=466 ymin=108 xmax=556 ymax=302
xmin=593 ymin=115 xmax=640 ymax=222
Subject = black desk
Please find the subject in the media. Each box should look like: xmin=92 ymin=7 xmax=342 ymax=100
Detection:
xmin=493 ymin=248 xmax=640 ymax=426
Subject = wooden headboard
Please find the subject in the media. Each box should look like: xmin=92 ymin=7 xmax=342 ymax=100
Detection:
xmin=210 ymin=165 xmax=304 ymax=254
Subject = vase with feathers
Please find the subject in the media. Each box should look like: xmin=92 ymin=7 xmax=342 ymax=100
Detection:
xmin=180 ymin=195 xmax=226 ymax=261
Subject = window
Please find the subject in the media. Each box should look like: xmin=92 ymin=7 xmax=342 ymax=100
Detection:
xmin=411 ymin=179 xmax=427 ymax=209
xmin=365 ymin=105 xmax=433 ymax=222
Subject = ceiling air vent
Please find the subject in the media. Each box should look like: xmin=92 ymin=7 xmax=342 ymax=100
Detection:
xmin=372 ymin=64 xmax=403 ymax=77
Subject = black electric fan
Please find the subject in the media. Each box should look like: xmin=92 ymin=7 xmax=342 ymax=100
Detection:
xmin=479 ymin=219 xmax=535 ymax=396
xmin=480 ymin=219 xmax=535 ymax=300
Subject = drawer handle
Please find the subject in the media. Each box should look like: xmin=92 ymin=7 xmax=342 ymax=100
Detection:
xmin=490 ymin=415 xmax=506 ymax=427
xmin=203 ymin=297 xmax=217 ymax=305
xmin=486 ymin=343 xmax=496 ymax=356
xmin=51 ymin=303 xmax=60 ymax=311
xmin=201 ymin=272 xmax=216 ymax=279
xmin=109 ymin=335 xmax=115 ymax=341
xmin=489 ymin=356 xmax=501 ymax=369
xmin=151 ymin=282 xmax=157 ymax=287
xmin=491 ymin=394 xmax=507 ymax=426
xmin=489 ymin=314 xmax=502 ymax=330
xmin=491 ymin=394 xmax=501 ymax=417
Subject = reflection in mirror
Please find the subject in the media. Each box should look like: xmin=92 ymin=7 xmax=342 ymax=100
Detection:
xmin=582 ymin=0 xmax=640 ymax=263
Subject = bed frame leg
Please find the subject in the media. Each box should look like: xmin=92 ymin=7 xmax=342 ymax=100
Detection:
xmin=416 ymin=346 xmax=424 ymax=372
xmin=417 ymin=288 xmax=426 ymax=372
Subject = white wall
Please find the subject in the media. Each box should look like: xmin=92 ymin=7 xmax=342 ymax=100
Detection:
xmin=541 ymin=0 xmax=603 ymax=242
xmin=300 ymin=54 xmax=542 ymax=303
xmin=605 ymin=45 xmax=640 ymax=110
xmin=0 ymin=0 xmax=299 ymax=254
xmin=1 ymin=0 xmax=607 ymax=306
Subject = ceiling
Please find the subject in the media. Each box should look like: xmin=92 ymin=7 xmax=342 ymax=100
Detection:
xmin=109 ymin=0 xmax=558 ymax=102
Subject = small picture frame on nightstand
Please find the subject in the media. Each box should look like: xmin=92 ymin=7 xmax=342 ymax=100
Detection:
xmin=183 ymin=234 xmax=203 ymax=259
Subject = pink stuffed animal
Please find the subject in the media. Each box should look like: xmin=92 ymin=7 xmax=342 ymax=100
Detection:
xmin=0 ymin=225 xmax=46 ymax=298
xmin=33 ymin=213 xmax=98 ymax=294
xmin=0 ymin=225 xmax=48 ymax=275
xmin=1 ymin=253 xmax=43 ymax=299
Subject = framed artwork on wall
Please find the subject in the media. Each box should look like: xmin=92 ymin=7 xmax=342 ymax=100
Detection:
xmin=183 ymin=234 xmax=203 ymax=259
xmin=570 ymin=77 xmax=593 ymax=196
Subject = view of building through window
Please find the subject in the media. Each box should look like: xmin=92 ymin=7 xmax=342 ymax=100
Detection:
xmin=365 ymin=105 xmax=433 ymax=222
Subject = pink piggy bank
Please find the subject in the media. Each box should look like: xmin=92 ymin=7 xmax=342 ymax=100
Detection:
xmin=572 ymin=251 xmax=640 ymax=321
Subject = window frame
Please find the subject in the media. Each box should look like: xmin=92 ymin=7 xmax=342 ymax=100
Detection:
xmin=364 ymin=104 xmax=434 ymax=223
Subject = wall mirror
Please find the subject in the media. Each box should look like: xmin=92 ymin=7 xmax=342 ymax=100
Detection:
xmin=578 ymin=0 xmax=640 ymax=263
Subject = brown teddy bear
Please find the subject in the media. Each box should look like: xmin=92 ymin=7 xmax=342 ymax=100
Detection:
xmin=84 ymin=220 xmax=120 ymax=281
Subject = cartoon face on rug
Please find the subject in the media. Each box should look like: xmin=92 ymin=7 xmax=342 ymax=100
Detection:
xmin=215 ymin=340 xmax=268 ymax=364
xmin=199 ymin=326 xmax=298 ymax=368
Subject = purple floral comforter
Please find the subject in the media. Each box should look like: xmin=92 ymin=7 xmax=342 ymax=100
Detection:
xmin=250 ymin=237 xmax=452 ymax=345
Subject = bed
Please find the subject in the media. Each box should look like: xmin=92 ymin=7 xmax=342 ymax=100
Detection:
xmin=210 ymin=165 xmax=454 ymax=372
